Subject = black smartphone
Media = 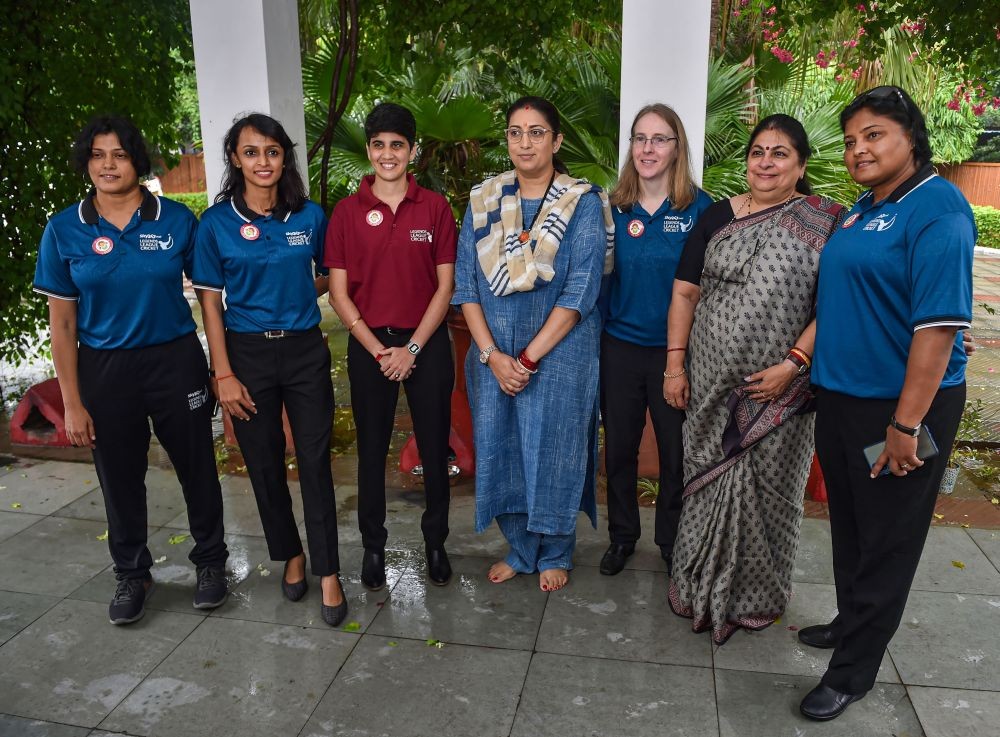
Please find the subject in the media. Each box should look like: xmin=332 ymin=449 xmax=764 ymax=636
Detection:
xmin=863 ymin=426 xmax=939 ymax=477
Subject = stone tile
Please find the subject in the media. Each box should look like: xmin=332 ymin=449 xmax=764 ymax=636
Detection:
xmin=510 ymin=652 xmax=718 ymax=737
xmin=889 ymin=590 xmax=1000 ymax=689
xmin=791 ymin=517 xmax=835 ymax=585
xmin=161 ymin=474 xmax=301 ymax=535
xmin=69 ymin=529 xmax=269 ymax=614
xmin=572 ymin=509 xmax=669 ymax=573
xmin=54 ymin=467 xmax=188 ymax=527
xmin=0 ymin=460 xmax=97 ymax=515
xmin=0 ymin=517 xmax=113 ymax=596
xmin=907 ymin=685 xmax=1000 ymax=737
xmin=100 ymin=617 xmax=357 ymax=737
xmin=712 ymin=582 xmax=899 ymax=683
xmin=967 ymin=528 xmax=1000 ymax=573
xmin=333 ymin=492 xmax=426 ymax=550
xmin=0 ymin=714 xmax=89 ymax=736
xmin=367 ymin=552 xmax=548 ymax=649
xmin=0 ymin=599 xmax=202 ymax=728
xmin=214 ymin=545 xmax=407 ymax=632
xmin=0 ymin=590 xmax=61 ymax=646
xmin=300 ymin=635 xmax=530 ymax=737
xmin=911 ymin=527 xmax=1000 ymax=594
xmin=436 ymin=496 xmax=510 ymax=559
xmin=536 ymin=566 xmax=712 ymax=667
xmin=0 ymin=508 xmax=44 ymax=542
xmin=714 ymin=669 xmax=924 ymax=737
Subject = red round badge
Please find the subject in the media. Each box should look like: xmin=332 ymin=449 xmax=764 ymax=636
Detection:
xmin=91 ymin=236 xmax=114 ymax=255
xmin=240 ymin=223 xmax=260 ymax=241
xmin=841 ymin=213 xmax=860 ymax=229
xmin=366 ymin=210 xmax=384 ymax=227
xmin=627 ymin=219 xmax=645 ymax=238
xmin=517 ymin=231 xmax=531 ymax=244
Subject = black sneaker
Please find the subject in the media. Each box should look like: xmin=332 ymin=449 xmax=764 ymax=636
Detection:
xmin=109 ymin=577 xmax=154 ymax=625
xmin=193 ymin=566 xmax=228 ymax=609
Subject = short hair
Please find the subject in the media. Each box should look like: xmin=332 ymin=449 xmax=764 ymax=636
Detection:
xmin=840 ymin=86 xmax=932 ymax=168
xmin=745 ymin=113 xmax=813 ymax=195
xmin=216 ymin=112 xmax=307 ymax=212
xmin=72 ymin=115 xmax=151 ymax=178
xmin=364 ymin=103 xmax=416 ymax=147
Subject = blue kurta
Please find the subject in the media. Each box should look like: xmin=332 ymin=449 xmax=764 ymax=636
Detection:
xmin=453 ymin=193 xmax=607 ymax=535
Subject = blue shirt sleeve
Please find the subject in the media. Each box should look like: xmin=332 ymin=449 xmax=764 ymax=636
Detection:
xmin=33 ymin=219 xmax=78 ymax=300
xmin=908 ymin=211 xmax=975 ymax=330
xmin=311 ymin=204 xmax=330 ymax=276
xmin=452 ymin=205 xmax=480 ymax=306
xmin=179 ymin=206 xmax=198 ymax=281
xmin=192 ymin=212 xmax=225 ymax=291
xmin=555 ymin=192 xmax=606 ymax=316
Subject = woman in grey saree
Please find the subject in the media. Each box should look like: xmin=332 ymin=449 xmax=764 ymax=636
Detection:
xmin=662 ymin=115 xmax=843 ymax=644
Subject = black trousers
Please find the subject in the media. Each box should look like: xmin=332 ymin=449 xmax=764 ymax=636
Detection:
xmin=347 ymin=323 xmax=453 ymax=551
xmin=815 ymin=384 xmax=964 ymax=695
xmin=78 ymin=332 xmax=227 ymax=581
xmin=599 ymin=332 xmax=684 ymax=552
xmin=227 ymin=328 xmax=340 ymax=575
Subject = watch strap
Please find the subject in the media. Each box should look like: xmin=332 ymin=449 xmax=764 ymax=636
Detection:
xmin=889 ymin=415 xmax=921 ymax=437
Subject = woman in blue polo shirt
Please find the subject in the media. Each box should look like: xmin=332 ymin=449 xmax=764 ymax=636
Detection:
xmin=194 ymin=113 xmax=346 ymax=627
xmin=598 ymin=103 xmax=712 ymax=578
xmin=33 ymin=116 xmax=228 ymax=625
xmin=798 ymin=87 xmax=975 ymax=721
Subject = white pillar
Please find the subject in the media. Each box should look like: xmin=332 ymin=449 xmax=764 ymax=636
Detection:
xmin=619 ymin=0 xmax=713 ymax=183
xmin=190 ymin=0 xmax=307 ymax=201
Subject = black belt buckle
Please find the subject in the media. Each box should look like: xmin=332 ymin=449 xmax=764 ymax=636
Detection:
xmin=264 ymin=330 xmax=286 ymax=339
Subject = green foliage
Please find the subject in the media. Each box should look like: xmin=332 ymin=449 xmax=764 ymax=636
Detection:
xmin=0 ymin=1 xmax=191 ymax=365
xmin=164 ymin=193 xmax=209 ymax=219
xmin=972 ymin=206 xmax=1000 ymax=251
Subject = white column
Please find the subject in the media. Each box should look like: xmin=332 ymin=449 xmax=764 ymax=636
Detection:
xmin=619 ymin=0 xmax=713 ymax=182
xmin=190 ymin=0 xmax=307 ymax=201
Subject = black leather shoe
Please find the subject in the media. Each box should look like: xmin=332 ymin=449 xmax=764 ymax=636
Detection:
xmin=426 ymin=547 xmax=452 ymax=586
xmin=320 ymin=575 xmax=349 ymax=627
xmin=599 ymin=543 xmax=635 ymax=576
xmin=360 ymin=549 xmax=386 ymax=591
xmin=798 ymin=623 xmax=840 ymax=649
xmin=800 ymin=684 xmax=864 ymax=721
xmin=281 ymin=556 xmax=308 ymax=602
xmin=660 ymin=547 xmax=673 ymax=577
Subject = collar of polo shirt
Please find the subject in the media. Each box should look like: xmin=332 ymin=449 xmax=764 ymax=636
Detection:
xmin=79 ymin=187 xmax=160 ymax=225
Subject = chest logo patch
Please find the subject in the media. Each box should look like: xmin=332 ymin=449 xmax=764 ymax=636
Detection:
xmin=366 ymin=210 xmax=384 ymax=227
xmin=627 ymin=219 xmax=645 ymax=237
xmin=663 ymin=215 xmax=693 ymax=233
xmin=285 ymin=229 xmax=313 ymax=246
xmin=139 ymin=233 xmax=174 ymax=251
xmin=240 ymin=223 xmax=261 ymax=241
xmin=409 ymin=229 xmax=432 ymax=243
xmin=841 ymin=213 xmax=861 ymax=229
xmin=91 ymin=236 xmax=114 ymax=255
xmin=863 ymin=213 xmax=896 ymax=232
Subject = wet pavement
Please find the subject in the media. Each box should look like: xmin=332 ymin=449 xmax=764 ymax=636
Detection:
xmin=0 ymin=455 xmax=997 ymax=736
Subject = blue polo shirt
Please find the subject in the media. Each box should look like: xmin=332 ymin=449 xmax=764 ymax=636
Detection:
xmin=193 ymin=194 xmax=328 ymax=333
xmin=603 ymin=189 xmax=712 ymax=346
xmin=813 ymin=166 xmax=975 ymax=399
xmin=33 ymin=190 xmax=198 ymax=350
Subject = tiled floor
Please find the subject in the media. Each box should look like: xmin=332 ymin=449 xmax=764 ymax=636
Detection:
xmin=0 ymin=456 xmax=998 ymax=736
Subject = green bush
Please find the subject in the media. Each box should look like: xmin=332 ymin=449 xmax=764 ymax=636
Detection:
xmin=973 ymin=205 xmax=1000 ymax=251
xmin=164 ymin=192 xmax=209 ymax=219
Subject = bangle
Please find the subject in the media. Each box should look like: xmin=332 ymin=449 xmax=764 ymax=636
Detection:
xmin=516 ymin=357 xmax=538 ymax=375
xmin=348 ymin=317 xmax=361 ymax=332
xmin=663 ymin=368 xmax=686 ymax=379
xmin=788 ymin=347 xmax=811 ymax=367
xmin=666 ymin=347 xmax=686 ymax=353
xmin=792 ymin=345 xmax=812 ymax=360
xmin=374 ymin=352 xmax=384 ymax=362
xmin=518 ymin=350 xmax=539 ymax=372
xmin=785 ymin=352 xmax=807 ymax=370
xmin=215 ymin=373 xmax=235 ymax=382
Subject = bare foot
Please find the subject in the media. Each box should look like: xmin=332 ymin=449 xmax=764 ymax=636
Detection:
xmin=488 ymin=561 xmax=517 ymax=583
xmin=284 ymin=552 xmax=306 ymax=584
xmin=320 ymin=574 xmax=344 ymax=606
xmin=539 ymin=568 xmax=568 ymax=592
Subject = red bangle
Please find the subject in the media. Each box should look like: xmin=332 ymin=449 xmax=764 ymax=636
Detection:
xmin=374 ymin=353 xmax=384 ymax=362
xmin=518 ymin=350 xmax=539 ymax=372
xmin=788 ymin=347 xmax=811 ymax=367
xmin=666 ymin=347 xmax=686 ymax=353
xmin=792 ymin=345 xmax=812 ymax=360
xmin=215 ymin=373 xmax=235 ymax=382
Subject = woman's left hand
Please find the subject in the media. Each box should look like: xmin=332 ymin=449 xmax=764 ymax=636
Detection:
xmin=870 ymin=427 xmax=923 ymax=478
xmin=378 ymin=346 xmax=416 ymax=382
xmin=744 ymin=360 xmax=798 ymax=403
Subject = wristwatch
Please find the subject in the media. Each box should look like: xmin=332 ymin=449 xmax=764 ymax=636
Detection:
xmin=479 ymin=344 xmax=498 ymax=364
xmin=889 ymin=415 xmax=921 ymax=437
xmin=406 ymin=341 xmax=421 ymax=356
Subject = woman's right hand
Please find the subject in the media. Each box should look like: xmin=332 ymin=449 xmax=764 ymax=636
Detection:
xmin=663 ymin=373 xmax=690 ymax=410
xmin=216 ymin=376 xmax=256 ymax=421
xmin=490 ymin=352 xmax=531 ymax=397
xmin=64 ymin=402 xmax=96 ymax=449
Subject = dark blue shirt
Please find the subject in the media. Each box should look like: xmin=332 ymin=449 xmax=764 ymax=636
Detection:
xmin=193 ymin=195 xmax=328 ymax=333
xmin=33 ymin=191 xmax=198 ymax=350
xmin=813 ymin=167 xmax=975 ymax=398
xmin=604 ymin=189 xmax=712 ymax=346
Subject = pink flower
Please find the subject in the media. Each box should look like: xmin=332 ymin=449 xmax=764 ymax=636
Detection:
xmin=740 ymin=0 xmax=749 ymax=6
xmin=857 ymin=27 xmax=866 ymax=36
xmin=766 ymin=5 xmax=777 ymax=15
xmin=973 ymin=103 xmax=987 ymax=116
xmin=907 ymin=51 xmax=919 ymax=62
xmin=993 ymin=97 xmax=1000 ymax=109
xmin=946 ymin=99 xmax=961 ymax=111
xmin=842 ymin=39 xmax=858 ymax=48
xmin=733 ymin=9 xmax=741 ymax=17
xmin=835 ymin=74 xmax=844 ymax=83
xmin=770 ymin=46 xmax=794 ymax=63
xmin=856 ymin=3 xmax=866 ymax=11
xmin=850 ymin=66 xmax=862 ymax=79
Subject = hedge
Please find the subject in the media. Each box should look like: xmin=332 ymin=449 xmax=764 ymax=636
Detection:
xmin=164 ymin=192 xmax=209 ymax=219
xmin=973 ymin=205 xmax=1000 ymax=251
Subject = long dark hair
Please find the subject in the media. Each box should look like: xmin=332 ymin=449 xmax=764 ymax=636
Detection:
xmin=840 ymin=86 xmax=932 ymax=168
xmin=72 ymin=115 xmax=151 ymax=178
xmin=745 ymin=114 xmax=813 ymax=195
xmin=506 ymin=96 xmax=570 ymax=175
xmin=216 ymin=113 xmax=307 ymax=212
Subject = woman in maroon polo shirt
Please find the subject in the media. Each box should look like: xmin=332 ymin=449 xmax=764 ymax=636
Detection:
xmin=325 ymin=103 xmax=458 ymax=590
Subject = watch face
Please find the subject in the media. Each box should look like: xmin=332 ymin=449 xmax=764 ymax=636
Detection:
xmin=407 ymin=342 xmax=419 ymax=355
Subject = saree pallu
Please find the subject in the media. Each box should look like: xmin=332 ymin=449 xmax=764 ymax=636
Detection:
xmin=668 ymin=196 xmax=843 ymax=645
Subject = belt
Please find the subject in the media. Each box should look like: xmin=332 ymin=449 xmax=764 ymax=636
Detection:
xmin=233 ymin=328 xmax=315 ymax=340
xmin=375 ymin=326 xmax=415 ymax=335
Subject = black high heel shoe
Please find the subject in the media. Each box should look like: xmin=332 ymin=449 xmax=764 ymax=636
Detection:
xmin=320 ymin=574 xmax=348 ymax=627
xmin=281 ymin=556 xmax=308 ymax=602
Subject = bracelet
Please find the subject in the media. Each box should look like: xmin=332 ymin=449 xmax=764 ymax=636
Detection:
xmin=516 ymin=357 xmax=538 ymax=375
xmin=792 ymin=345 xmax=812 ymax=360
xmin=348 ymin=317 xmax=361 ymax=332
xmin=889 ymin=415 xmax=921 ymax=437
xmin=374 ymin=353 xmax=384 ymax=362
xmin=215 ymin=373 xmax=235 ymax=382
xmin=785 ymin=352 xmax=807 ymax=370
xmin=788 ymin=346 xmax=811 ymax=367
xmin=518 ymin=350 xmax=539 ymax=372
xmin=663 ymin=368 xmax=686 ymax=379
xmin=666 ymin=347 xmax=686 ymax=353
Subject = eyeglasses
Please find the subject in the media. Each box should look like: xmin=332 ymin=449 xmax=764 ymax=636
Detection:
xmin=629 ymin=134 xmax=678 ymax=149
xmin=854 ymin=85 xmax=906 ymax=108
xmin=505 ymin=127 xmax=553 ymax=143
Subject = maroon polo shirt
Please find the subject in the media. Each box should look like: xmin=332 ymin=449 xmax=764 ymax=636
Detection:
xmin=324 ymin=173 xmax=457 ymax=329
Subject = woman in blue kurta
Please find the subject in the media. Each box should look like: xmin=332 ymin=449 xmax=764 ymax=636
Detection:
xmin=453 ymin=96 xmax=613 ymax=591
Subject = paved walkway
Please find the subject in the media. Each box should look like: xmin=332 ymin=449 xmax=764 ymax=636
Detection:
xmin=0 ymin=457 xmax=998 ymax=737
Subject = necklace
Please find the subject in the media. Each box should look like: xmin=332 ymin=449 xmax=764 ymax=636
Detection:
xmin=518 ymin=171 xmax=556 ymax=244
